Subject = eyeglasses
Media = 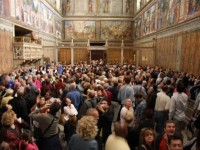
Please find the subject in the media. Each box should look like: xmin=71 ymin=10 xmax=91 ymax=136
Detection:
xmin=100 ymin=102 xmax=107 ymax=105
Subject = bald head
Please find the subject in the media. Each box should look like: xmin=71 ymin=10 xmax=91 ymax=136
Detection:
xmin=86 ymin=108 xmax=99 ymax=120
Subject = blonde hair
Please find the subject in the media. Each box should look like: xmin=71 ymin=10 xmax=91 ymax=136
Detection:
xmin=76 ymin=116 xmax=98 ymax=140
xmin=1 ymin=110 xmax=16 ymax=126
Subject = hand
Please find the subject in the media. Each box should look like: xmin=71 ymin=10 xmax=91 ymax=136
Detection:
xmin=41 ymin=103 xmax=51 ymax=110
xmin=16 ymin=117 xmax=22 ymax=124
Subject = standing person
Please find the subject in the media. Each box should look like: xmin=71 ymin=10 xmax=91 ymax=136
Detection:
xmin=169 ymin=81 xmax=188 ymax=134
xmin=118 ymin=76 xmax=134 ymax=107
xmin=155 ymin=120 xmax=176 ymax=150
xmin=134 ymin=92 xmax=146 ymax=128
xmin=109 ymin=80 xmax=121 ymax=122
xmin=63 ymin=98 xmax=78 ymax=142
xmin=154 ymin=85 xmax=170 ymax=135
xmin=139 ymin=128 xmax=155 ymax=150
xmin=96 ymin=99 xmax=113 ymax=147
xmin=67 ymin=116 xmax=98 ymax=150
xmin=8 ymin=87 xmax=30 ymax=129
xmin=29 ymin=101 xmax=62 ymax=150
xmin=66 ymin=82 xmax=82 ymax=110
xmin=120 ymin=98 xmax=135 ymax=127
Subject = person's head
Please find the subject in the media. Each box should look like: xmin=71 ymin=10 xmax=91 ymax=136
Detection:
xmin=65 ymin=98 xmax=71 ymax=106
xmin=168 ymin=134 xmax=183 ymax=150
xmin=69 ymin=82 xmax=76 ymax=91
xmin=140 ymin=128 xmax=155 ymax=145
xmin=88 ymin=89 xmax=95 ymax=99
xmin=39 ymin=97 xmax=45 ymax=105
xmin=49 ymin=101 xmax=61 ymax=115
xmin=134 ymin=92 xmax=143 ymax=103
xmin=86 ymin=108 xmax=99 ymax=120
xmin=20 ymin=130 xmax=36 ymax=150
xmin=124 ymin=98 xmax=132 ymax=108
xmin=124 ymin=76 xmax=131 ymax=84
xmin=161 ymin=84 xmax=169 ymax=93
xmin=176 ymin=81 xmax=185 ymax=93
xmin=1 ymin=110 xmax=16 ymax=126
xmin=0 ymin=141 xmax=10 ymax=150
xmin=17 ymin=86 xmax=24 ymax=96
xmin=164 ymin=120 xmax=176 ymax=137
xmin=6 ymin=88 xmax=14 ymax=97
xmin=45 ymin=91 xmax=53 ymax=100
xmin=76 ymin=116 xmax=98 ymax=140
xmin=114 ymin=122 xmax=128 ymax=138
xmin=100 ymin=99 xmax=109 ymax=110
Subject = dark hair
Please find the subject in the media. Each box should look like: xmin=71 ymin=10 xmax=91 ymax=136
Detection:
xmin=49 ymin=101 xmax=61 ymax=115
xmin=161 ymin=84 xmax=169 ymax=92
xmin=114 ymin=122 xmax=128 ymax=138
xmin=168 ymin=133 xmax=183 ymax=145
xmin=164 ymin=120 xmax=175 ymax=128
xmin=176 ymin=81 xmax=185 ymax=93
xmin=124 ymin=76 xmax=131 ymax=84
xmin=21 ymin=130 xmax=32 ymax=150
xmin=134 ymin=92 xmax=143 ymax=98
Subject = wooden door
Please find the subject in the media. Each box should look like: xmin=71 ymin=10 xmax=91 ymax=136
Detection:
xmin=91 ymin=50 xmax=104 ymax=61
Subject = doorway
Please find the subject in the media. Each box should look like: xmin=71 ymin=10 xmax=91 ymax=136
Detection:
xmin=91 ymin=50 xmax=105 ymax=61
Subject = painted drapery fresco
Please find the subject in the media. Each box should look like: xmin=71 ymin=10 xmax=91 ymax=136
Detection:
xmin=65 ymin=21 xmax=96 ymax=39
xmin=101 ymin=21 xmax=132 ymax=40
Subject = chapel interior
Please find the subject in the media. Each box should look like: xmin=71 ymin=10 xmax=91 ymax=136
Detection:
xmin=0 ymin=0 xmax=200 ymax=76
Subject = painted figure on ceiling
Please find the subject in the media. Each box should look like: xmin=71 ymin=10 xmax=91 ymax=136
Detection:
xmin=88 ymin=0 xmax=93 ymax=13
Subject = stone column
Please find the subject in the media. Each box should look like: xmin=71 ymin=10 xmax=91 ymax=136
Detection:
xmin=71 ymin=38 xmax=74 ymax=66
xmin=121 ymin=39 xmax=124 ymax=65
xmin=176 ymin=34 xmax=182 ymax=71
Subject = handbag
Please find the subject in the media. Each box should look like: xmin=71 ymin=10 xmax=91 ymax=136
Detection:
xmin=59 ymin=113 xmax=67 ymax=125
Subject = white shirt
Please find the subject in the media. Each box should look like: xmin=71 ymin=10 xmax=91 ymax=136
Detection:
xmin=154 ymin=91 xmax=170 ymax=111
xmin=63 ymin=104 xmax=78 ymax=121
xmin=169 ymin=92 xmax=188 ymax=121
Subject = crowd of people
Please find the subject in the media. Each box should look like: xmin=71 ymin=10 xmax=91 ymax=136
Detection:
xmin=0 ymin=60 xmax=199 ymax=150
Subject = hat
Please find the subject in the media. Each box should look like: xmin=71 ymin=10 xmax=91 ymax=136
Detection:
xmin=6 ymin=88 xmax=14 ymax=95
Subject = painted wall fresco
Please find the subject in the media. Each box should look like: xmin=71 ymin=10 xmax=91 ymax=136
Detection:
xmin=63 ymin=0 xmax=133 ymax=16
xmin=134 ymin=16 xmax=142 ymax=38
xmin=0 ymin=0 xmax=12 ymax=17
xmin=46 ymin=0 xmax=61 ymax=13
xmin=0 ymin=0 xmax=5 ymax=16
xmin=55 ymin=17 xmax=62 ymax=39
xmin=136 ymin=0 xmax=151 ymax=12
xmin=101 ymin=21 xmax=132 ymax=40
xmin=157 ymin=0 xmax=181 ymax=30
xmin=187 ymin=0 xmax=200 ymax=16
xmin=143 ymin=5 xmax=156 ymax=35
xmin=64 ymin=21 xmax=96 ymax=39
xmin=40 ymin=2 xmax=54 ymax=34
xmin=0 ymin=0 xmax=62 ymax=39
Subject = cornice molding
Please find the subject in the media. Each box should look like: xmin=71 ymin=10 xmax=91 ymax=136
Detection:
xmin=62 ymin=17 xmax=133 ymax=21
xmin=0 ymin=18 xmax=13 ymax=32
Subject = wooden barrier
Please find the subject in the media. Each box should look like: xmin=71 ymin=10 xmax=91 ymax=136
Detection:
xmin=0 ymin=30 xmax=13 ymax=73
